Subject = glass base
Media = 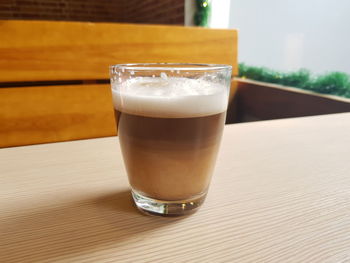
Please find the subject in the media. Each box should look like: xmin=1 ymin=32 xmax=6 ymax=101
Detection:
xmin=131 ymin=190 xmax=207 ymax=216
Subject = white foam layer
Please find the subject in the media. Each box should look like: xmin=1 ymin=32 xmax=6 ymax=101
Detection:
xmin=112 ymin=77 xmax=228 ymax=118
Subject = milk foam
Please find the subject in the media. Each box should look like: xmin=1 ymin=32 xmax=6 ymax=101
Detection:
xmin=112 ymin=77 xmax=228 ymax=118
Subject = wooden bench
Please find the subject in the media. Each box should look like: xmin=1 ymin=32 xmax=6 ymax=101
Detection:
xmin=0 ymin=20 xmax=238 ymax=147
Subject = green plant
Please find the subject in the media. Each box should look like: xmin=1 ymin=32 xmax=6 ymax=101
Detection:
xmin=239 ymin=63 xmax=350 ymax=98
xmin=281 ymin=69 xmax=311 ymax=88
xmin=194 ymin=0 xmax=211 ymax=27
xmin=308 ymin=72 xmax=350 ymax=96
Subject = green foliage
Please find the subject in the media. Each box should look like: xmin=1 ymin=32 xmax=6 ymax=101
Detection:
xmin=281 ymin=69 xmax=311 ymax=88
xmin=239 ymin=63 xmax=350 ymax=98
xmin=194 ymin=0 xmax=211 ymax=27
xmin=345 ymin=89 xmax=350 ymax=98
xmin=308 ymin=72 xmax=350 ymax=96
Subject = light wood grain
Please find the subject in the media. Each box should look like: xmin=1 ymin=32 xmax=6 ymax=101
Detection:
xmin=1 ymin=113 xmax=349 ymax=262
xmin=0 ymin=20 xmax=238 ymax=82
xmin=0 ymin=84 xmax=116 ymax=147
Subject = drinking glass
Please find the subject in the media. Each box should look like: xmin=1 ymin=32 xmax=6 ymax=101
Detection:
xmin=110 ymin=63 xmax=232 ymax=216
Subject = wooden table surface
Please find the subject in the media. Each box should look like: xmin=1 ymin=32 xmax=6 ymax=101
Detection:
xmin=1 ymin=113 xmax=350 ymax=263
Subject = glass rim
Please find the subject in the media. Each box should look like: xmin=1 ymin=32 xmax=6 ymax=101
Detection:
xmin=110 ymin=63 xmax=232 ymax=72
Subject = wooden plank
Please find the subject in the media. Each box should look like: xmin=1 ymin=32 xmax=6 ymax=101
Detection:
xmin=0 ymin=84 xmax=116 ymax=148
xmin=0 ymin=79 xmax=237 ymax=148
xmin=236 ymin=79 xmax=350 ymax=121
xmin=0 ymin=20 xmax=238 ymax=82
xmin=1 ymin=113 xmax=349 ymax=262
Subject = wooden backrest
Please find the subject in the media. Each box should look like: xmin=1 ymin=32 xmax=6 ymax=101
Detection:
xmin=0 ymin=20 xmax=238 ymax=147
xmin=0 ymin=20 xmax=238 ymax=81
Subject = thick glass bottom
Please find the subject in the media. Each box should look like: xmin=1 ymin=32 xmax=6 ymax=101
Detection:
xmin=131 ymin=190 xmax=207 ymax=216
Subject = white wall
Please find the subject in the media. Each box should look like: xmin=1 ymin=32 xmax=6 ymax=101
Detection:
xmin=229 ymin=0 xmax=350 ymax=74
xmin=210 ymin=0 xmax=231 ymax=29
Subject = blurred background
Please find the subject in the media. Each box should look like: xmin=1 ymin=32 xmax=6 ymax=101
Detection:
xmin=1 ymin=0 xmax=349 ymax=74
xmin=1 ymin=0 xmax=349 ymax=148
xmin=0 ymin=0 xmax=185 ymax=25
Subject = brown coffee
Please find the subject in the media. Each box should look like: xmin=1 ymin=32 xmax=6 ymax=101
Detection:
xmin=115 ymin=110 xmax=226 ymax=201
xmin=111 ymin=76 xmax=228 ymax=202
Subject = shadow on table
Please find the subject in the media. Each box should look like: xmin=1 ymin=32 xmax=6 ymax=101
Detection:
xmin=0 ymin=189 xmax=184 ymax=262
